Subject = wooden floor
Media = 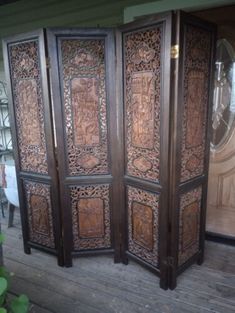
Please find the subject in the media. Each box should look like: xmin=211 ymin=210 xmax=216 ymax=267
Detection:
xmin=1 ymin=209 xmax=235 ymax=313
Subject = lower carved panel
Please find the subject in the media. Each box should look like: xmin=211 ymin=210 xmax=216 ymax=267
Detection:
xmin=71 ymin=184 xmax=111 ymax=250
xmin=178 ymin=187 xmax=202 ymax=266
xmin=24 ymin=181 xmax=55 ymax=248
xmin=127 ymin=186 xmax=159 ymax=267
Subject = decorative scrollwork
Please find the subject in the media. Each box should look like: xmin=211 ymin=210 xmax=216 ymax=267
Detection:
xmin=178 ymin=186 xmax=202 ymax=266
xmin=127 ymin=186 xmax=159 ymax=268
xmin=70 ymin=184 xmax=111 ymax=250
xmin=24 ymin=180 xmax=55 ymax=248
xmin=180 ymin=26 xmax=211 ymax=182
xmin=60 ymin=39 xmax=109 ymax=175
xmin=124 ymin=27 xmax=162 ymax=182
xmin=9 ymin=40 xmax=48 ymax=174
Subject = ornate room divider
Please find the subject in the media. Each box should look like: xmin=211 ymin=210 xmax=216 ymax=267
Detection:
xmin=2 ymin=11 xmax=216 ymax=289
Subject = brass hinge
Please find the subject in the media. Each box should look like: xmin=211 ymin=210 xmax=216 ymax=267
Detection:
xmin=171 ymin=45 xmax=179 ymax=59
xmin=46 ymin=57 xmax=51 ymax=69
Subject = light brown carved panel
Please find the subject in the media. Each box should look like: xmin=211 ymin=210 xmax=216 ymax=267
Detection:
xmin=9 ymin=41 xmax=48 ymax=174
xmin=124 ymin=26 xmax=162 ymax=182
xmin=71 ymin=184 xmax=111 ymax=250
xmin=24 ymin=181 xmax=55 ymax=248
xmin=180 ymin=26 xmax=211 ymax=182
xmin=60 ymin=39 xmax=108 ymax=175
xmin=71 ymin=77 xmax=100 ymax=146
xmin=178 ymin=186 xmax=202 ymax=266
xmin=127 ymin=186 xmax=159 ymax=267
xmin=132 ymin=201 xmax=153 ymax=251
xmin=78 ymin=198 xmax=104 ymax=238
xmin=131 ymin=71 xmax=155 ymax=149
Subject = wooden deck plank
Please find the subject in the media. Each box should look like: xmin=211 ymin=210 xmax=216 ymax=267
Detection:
xmin=1 ymin=213 xmax=235 ymax=313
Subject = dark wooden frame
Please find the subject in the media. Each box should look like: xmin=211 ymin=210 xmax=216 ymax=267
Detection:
xmin=46 ymin=28 xmax=120 ymax=266
xmin=2 ymin=29 xmax=64 ymax=266
xmin=2 ymin=11 xmax=217 ymax=289
xmin=168 ymin=11 xmax=217 ymax=289
xmin=117 ymin=11 xmax=173 ymax=290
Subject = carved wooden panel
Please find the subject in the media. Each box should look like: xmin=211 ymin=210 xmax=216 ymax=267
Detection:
xmin=24 ymin=181 xmax=55 ymax=248
xmin=8 ymin=40 xmax=48 ymax=174
xmin=60 ymin=39 xmax=109 ymax=176
xmin=127 ymin=186 xmax=159 ymax=267
xmin=132 ymin=201 xmax=153 ymax=251
xmin=78 ymin=198 xmax=104 ymax=238
xmin=71 ymin=184 xmax=111 ymax=250
xmin=124 ymin=26 xmax=162 ymax=182
xmin=178 ymin=186 xmax=202 ymax=266
xmin=180 ymin=26 xmax=211 ymax=182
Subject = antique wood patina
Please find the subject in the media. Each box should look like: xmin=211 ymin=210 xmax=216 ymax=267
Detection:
xmin=2 ymin=11 xmax=216 ymax=289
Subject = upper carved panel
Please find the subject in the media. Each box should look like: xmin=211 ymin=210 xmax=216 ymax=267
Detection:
xmin=178 ymin=186 xmax=202 ymax=266
xmin=60 ymin=39 xmax=109 ymax=176
xmin=127 ymin=186 xmax=159 ymax=268
xmin=71 ymin=184 xmax=111 ymax=251
xmin=24 ymin=180 xmax=55 ymax=248
xmin=180 ymin=25 xmax=211 ymax=182
xmin=9 ymin=40 xmax=48 ymax=174
xmin=124 ymin=26 xmax=162 ymax=182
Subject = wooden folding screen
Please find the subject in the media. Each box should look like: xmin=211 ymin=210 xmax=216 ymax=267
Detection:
xmin=2 ymin=11 xmax=216 ymax=289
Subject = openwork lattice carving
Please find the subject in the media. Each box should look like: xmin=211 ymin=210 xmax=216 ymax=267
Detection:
xmin=178 ymin=186 xmax=202 ymax=266
xmin=127 ymin=186 xmax=159 ymax=267
xmin=124 ymin=26 xmax=162 ymax=182
xmin=9 ymin=40 xmax=48 ymax=174
xmin=24 ymin=180 xmax=55 ymax=248
xmin=60 ymin=39 xmax=109 ymax=175
xmin=71 ymin=184 xmax=111 ymax=250
xmin=180 ymin=26 xmax=211 ymax=182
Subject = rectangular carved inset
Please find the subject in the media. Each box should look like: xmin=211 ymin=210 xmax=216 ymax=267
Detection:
xmin=132 ymin=201 xmax=153 ymax=251
xmin=71 ymin=77 xmax=100 ymax=146
xmin=78 ymin=198 xmax=104 ymax=238
xmin=8 ymin=40 xmax=48 ymax=174
xmin=131 ymin=72 xmax=155 ymax=149
xmin=186 ymin=71 xmax=205 ymax=148
xmin=124 ymin=26 xmax=162 ymax=182
xmin=182 ymin=201 xmax=199 ymax=251
xmin=31 ymin=194 xmax=50 ymax=236
xmin=60 ymin=39 xmax=108 ymax=176
xmin=24 ymin=181 xmax=55 ymax=248
xmin=178 ymin=187 xmax=202 ymax=266
xmin=127 ymin=186 xmax=159 ymax=268
xmin=180 ymin=25 xmax=211 ymax=182
xmin=17 ymin=79 xmax=41 ymax=146
xmin=71 ymin=184 xmax=111 ymax=251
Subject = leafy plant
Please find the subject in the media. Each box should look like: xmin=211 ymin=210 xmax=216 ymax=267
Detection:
xmin=0 ymin=234 xmax=29 ymax=313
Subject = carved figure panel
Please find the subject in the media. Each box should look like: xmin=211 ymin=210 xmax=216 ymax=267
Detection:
xmin=71 ymin=184 xmax=111 ymax=250
xmin=180 ymin=26 xmax=211 ymax=182
xmin=131 ymin=72 xmax=155 ymax=149
xmin=78 ymin=198 xmax=104 ymax=238
xmin=9 ymin=41 xmax=48 ymax=174
xmin=60 ymin=39 xmax=108 ymax=175
xmin=71 ymin=77 xmax=100 ymax=146
xmin=24 ymin=181 xmax=55 ymax=248
xmin=178 ymin=187 xmax=202 ymax=266
xmin=185 ymin=71 xmax=205 ymax=148
xmin=124 ymin=26 xmax=162 ymax=182
xmin=127 ymin=186 xmax=159 ymax=267
xmin=132 ymin=201 xmax=153 ymax=251
xmin=18 ymin=79 xmax=41 ymax=146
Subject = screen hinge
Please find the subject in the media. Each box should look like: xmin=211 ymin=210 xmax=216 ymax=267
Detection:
xmin=163 ymin=256 xmax=174 ymax=268
xmin=171 ymin=45 xmax=179 ymax=59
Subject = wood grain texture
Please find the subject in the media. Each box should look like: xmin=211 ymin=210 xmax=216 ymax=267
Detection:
xmin=2 ymin=213 xmax=235 ymax=313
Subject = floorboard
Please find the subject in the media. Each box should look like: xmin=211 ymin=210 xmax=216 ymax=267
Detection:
xmin=0 ymin=209 xmax=235 ymax=313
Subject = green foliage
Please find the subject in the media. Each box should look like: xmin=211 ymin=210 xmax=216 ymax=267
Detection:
xmin=0 ymin=235 xmax=5 ymax=245
xmin=0 ymin=233 xmax=29 ymax=313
